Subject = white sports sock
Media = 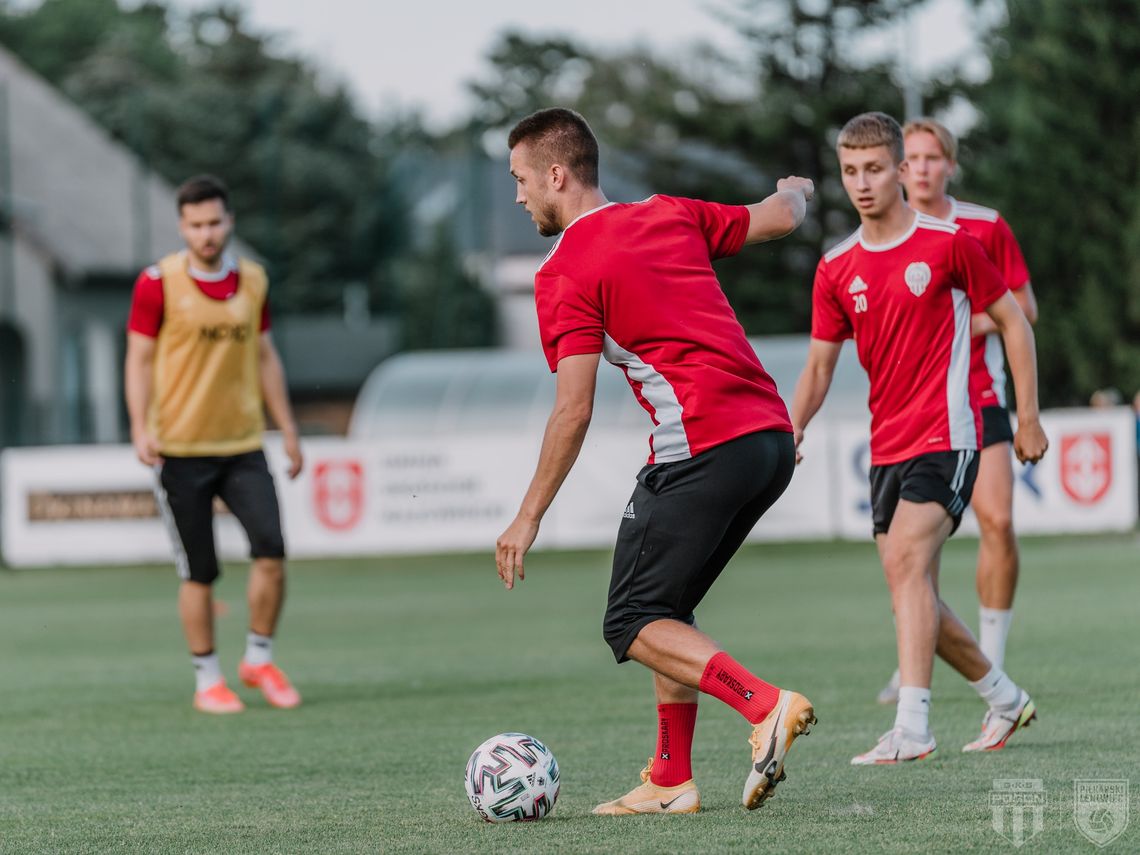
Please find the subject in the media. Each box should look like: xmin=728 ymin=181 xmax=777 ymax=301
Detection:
xmin=894 ymin=687 xmax=932 ymax=737
xmin=191 ymin=652 xmax=223 ymax=693
xmin=969 ymin=667 xmax=1020 ymax=712
xmin=244 ymin=632 xmax=273 ymax=666
xmin=978 ymin=607 xmax=1013 ymax=671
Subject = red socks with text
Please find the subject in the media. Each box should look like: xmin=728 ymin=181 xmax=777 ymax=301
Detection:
xmin=698 ymin=651 xmax=781 ymax=724
xmin=649 ymin=703 xmax=698 ymax=787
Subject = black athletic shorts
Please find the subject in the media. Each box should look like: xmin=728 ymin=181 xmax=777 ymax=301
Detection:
xmin=603 ymin=430 xmax=796 ymax=663
xmin=869 ymin=449 xmax=979 ymax=537
xmin=155 ymin=449 xmax=285 ymax=584
xmin=982 ymin=405 xmax=1014 ymax=448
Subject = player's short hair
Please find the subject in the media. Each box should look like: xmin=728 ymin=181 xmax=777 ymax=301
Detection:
xmin=903 ymin=117 xmax=958 ymax=162
xmin=507 ymin=108 xmax=599 ymax=187
xmin=837 ymin=112 xmax=904 ymax=164
xmin=176 ymin=174 xmax=230 ymax=212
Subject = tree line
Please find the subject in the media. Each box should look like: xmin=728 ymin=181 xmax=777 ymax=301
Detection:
xmin=2 ymin=0 xmax=1136 ymax=404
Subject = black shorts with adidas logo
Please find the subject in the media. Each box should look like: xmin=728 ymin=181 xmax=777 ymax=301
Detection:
xmin=868 ymin=448 xmax=979 ymax=538
xmin=603 ymin=430 xmax=795 ymax=663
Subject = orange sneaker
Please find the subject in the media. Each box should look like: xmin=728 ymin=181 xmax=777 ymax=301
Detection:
xmin=239 ymin=661 xmax=301 ymax=709
xmin=193 ymin=680 xmax=245 ymax=714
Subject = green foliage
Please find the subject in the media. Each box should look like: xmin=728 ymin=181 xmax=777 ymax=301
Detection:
xmin=394 ymin=226 xmax=498 ymax=350
xmin=958 ymin=0 xmax=1140 ymax=405
xmin=0 ymin=1 xmax=432 ymax=329
xmin=467 ymin=1 xmax=931 ymax=334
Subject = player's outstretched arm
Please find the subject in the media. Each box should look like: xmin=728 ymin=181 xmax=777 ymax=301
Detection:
xmin=985 ymin=293 xmax=1048 ymax=464
xmin=744 ymin=176 xmax=815 ymax=244
xmin=790 ymin=338 xmax=842 ymax=464
xmin=496 ymin=352 xmax=600 ymax=590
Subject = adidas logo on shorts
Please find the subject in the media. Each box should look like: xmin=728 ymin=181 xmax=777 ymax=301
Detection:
xmin=622 ymin=501 xmax=636 ymax=520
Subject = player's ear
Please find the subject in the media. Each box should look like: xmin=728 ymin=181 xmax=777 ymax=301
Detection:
xmin=549 ymin=163 xmax=566 ymax=190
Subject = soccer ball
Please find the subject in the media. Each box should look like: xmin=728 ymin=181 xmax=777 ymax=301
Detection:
xmin=463 ymin=732 xmax=560 ymax=823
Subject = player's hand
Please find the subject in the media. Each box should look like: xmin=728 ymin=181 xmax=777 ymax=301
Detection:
xmin=793 ymin=426 xmax=805 ymax=465
xmin=283 ymin=432 xmax=303 ymax=479
xmin=131 ymin=427 xmax=162 ymax=467
xmin=496 ymin=514 xmax=539 ymax=590
xmin=1013 ymin=417 xmax=1048 ymax=464
xmin=777 ymin=176 xmax=814 ymax=202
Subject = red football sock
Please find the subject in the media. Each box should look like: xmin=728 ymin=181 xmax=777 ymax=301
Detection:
xmin=649 ymin=703 xmax=698 ymax=787
xmin=698 ymin=652 xmax=781 ymax=724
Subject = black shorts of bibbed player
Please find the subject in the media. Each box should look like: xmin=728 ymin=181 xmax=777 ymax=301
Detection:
xmin=153 ymin=449 xmax=285 ymax=584
xmin=869 ymin=449 xmax=980 ymax=537
xmin=602 ymin=430 xmax=796 ymax=663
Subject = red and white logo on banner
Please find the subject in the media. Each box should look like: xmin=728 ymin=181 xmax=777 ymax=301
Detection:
xmin=1060 ymin=433 xmax=1112 ymax=505
xmin=312 ymin=460 xmax=365 ymax=531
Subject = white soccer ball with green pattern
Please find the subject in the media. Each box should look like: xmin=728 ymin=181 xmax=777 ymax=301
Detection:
xmin=463 ymin=732 xmax=560 ymax=823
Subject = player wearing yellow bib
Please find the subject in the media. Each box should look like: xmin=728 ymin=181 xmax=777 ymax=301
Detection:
xmin=125 ymin=175 xmax=304 ymax=713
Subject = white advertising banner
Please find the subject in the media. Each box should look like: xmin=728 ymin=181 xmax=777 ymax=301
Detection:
xmin=1 ymin=408 xmax=1136 ymax=567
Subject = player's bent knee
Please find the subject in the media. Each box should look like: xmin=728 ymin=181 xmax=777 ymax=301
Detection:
xmin=975 ymin=505 xmax=1014 ymax=536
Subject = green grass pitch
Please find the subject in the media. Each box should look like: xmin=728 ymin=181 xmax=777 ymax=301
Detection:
xmin=1 ymin=535 xmax=1137 ymax=853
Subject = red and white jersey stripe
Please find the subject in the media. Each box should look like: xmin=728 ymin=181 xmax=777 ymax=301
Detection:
xmin=534 ymin=195 xmax=791 ymax=464
xmin=946 ymin=197 xmax=1031 ymax=409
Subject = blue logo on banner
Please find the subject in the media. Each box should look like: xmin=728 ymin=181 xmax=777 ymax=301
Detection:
xmin=1018 ymin=461 xmax=1042 ymax=500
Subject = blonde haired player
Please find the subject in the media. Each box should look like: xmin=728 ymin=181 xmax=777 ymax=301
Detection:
xmin=875 ymin=118 xmax=1038 ymax=704
xmin=125 ymin=175 xmax=303 ymax=714
xmin=792 ymin=113 xmax=1046 ymax=762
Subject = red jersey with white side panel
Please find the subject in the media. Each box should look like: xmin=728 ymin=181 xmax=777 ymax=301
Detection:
xmin=534 ymin=195 xmax=791 ymax=465
xmin=811 ymin=212 xmax=1008 ymax=466
xmin=946 ymin=197 xmax=1031 ymax=409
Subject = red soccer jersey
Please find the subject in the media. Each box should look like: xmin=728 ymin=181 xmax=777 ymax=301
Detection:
xmin=535 ymin=195 xmax=792 ymax=464
xmin=127 ymin=253 xmax=271 ymax=338
xmin=948 ymin=197 xmax=1031 ymax=408
xmin=812 ymin=213 xmax=1008 ymax=466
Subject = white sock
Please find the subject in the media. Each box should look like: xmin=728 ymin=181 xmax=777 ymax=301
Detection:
xmin=191 ymin=652 xmax=223 ymax=693
xmin=244 ymin=632 xmax=273 ymax=666
xmin=894 ymin=686 xmax=932 ymax=737
xmin=978 ymin=607 xmax=1013 ymax=671
xmin=969 ymin=666 xmax=1020 ymax=712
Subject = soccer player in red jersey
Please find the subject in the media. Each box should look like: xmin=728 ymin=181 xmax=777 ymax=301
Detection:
xmin=791 ymin=113 xmax=1048 ymax=763
xmin=495 ymin=108 xmax=816 ymax=813
xmin=875 ymin=118 xmax=1038 ymax=705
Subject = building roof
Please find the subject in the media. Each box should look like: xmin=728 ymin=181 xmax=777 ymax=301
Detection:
xmin=0 ymin=45 xmax=252 ymax=281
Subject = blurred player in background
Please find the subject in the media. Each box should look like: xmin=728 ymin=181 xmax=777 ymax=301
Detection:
xmin=497 ymin=107 xmax=816 ymax=814
xmin=791 ymin=113 xmax=1046 ymax=763
xmin=124 ymin=175 xmax=304 ymax=714
xmin=876 ymin=118 xmax=1038 ymax=705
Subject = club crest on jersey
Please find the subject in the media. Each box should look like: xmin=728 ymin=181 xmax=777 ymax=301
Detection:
xmin=904 ymin=262 xmax=932 ymax=296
